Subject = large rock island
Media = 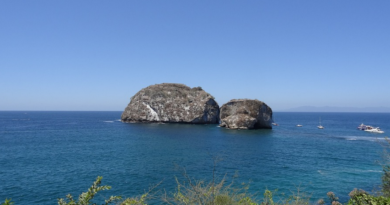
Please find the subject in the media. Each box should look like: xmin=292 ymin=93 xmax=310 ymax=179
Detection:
xmin=219 ymin=99 xmax=273 ymax=129
xmin=121 ymin=83 xmax=220 ymax=124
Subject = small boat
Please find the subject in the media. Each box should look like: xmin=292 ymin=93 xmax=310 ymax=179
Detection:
xmin=357 ymin=123 xmax=374 ymax=131
xmin=272 ymin=123 xmax=279 ymax=126
xmin=296 ymin=124 xmax=303 ymax=127
xmin=365 ymin=127 xmax=384 ymax=134
xmin=317 ymin=117 xmax=324 ymax=129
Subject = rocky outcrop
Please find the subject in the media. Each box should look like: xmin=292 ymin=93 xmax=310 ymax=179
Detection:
xmin=121 ymin=83 xmax=220 ymax=124
xmin=219 ymin=99 xmax=273 ymax=129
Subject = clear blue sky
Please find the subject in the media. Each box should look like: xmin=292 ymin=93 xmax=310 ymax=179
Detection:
xmin=1 ymin=0 xmax=389 ymax=111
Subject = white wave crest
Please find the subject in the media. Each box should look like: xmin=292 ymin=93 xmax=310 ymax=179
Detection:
xmin=341 ymin=136 xmax=386 ymax=142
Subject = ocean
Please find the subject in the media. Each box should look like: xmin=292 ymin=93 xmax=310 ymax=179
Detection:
xmin=0 ymin=111 xmax=389 ymax=204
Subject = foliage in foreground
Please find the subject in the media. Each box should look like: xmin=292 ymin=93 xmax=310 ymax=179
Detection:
xmin=3 ymin=174 xmax=390 ymax=205
xmin=55 ymin=176 xmax=150 ymax=205
xmin=4 ymin=138 xmax=390 ymax=205
xmin=1 ymin=198 xmax=13 ymax=205
xmin=162 ymin=171 xmax=311 ymax=205
xmin=57 ymin=176 xmax=121 ymax=205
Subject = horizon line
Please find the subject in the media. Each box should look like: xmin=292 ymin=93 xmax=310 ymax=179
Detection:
xmin=1 ymin=110 xmax=390 ymax=113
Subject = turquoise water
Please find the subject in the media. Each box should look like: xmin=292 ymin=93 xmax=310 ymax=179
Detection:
xmin=0 ymin=111 xmax=389 ymax=204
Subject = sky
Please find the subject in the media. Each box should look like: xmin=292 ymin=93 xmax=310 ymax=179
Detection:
xmin=1 ymin=0 xmax=390 ymax=111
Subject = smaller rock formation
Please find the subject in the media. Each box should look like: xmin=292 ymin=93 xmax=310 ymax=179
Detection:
xmin=219 ymin=99 xmax=273 ymax=129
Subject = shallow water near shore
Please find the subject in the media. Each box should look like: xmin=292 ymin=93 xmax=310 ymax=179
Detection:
xmin=1 ymin=111 xmax=389 ymax=204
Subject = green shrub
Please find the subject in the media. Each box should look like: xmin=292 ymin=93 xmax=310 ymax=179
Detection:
xmin=162 ymin=170 xmax=258 ymax=205
xmin=120 ymin=193 xmax=148 ymax=205
xmin=347 ymin=188 xmax=390 ymax=205
xmin=57 ymin=176 xmax=121 ymax=205
xmin=1 ymin=199 xmax=14 ymax=205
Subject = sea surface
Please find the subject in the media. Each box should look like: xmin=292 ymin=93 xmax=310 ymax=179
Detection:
xmin=0 ymin=111 xmax=389 ymax=204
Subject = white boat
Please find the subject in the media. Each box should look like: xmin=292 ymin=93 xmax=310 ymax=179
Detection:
xmin=357 ymin=123 xmax=373 ymax=130
xmin=296 ymin=124 xmax=303 ymax=127
xmin=364 ymin=127 xmax=384 ymax=134
xmin=318 ymin=117 xmax=324 ymax=129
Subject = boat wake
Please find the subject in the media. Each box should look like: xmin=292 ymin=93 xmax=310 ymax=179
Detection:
xmin=360 ymin=170 xmax=382 ymax=173
xmin=342 ymin=136 xmax=386 ymax=142
xmin=103 ymin=121 xmax=114 ymax=123
xmin=318 ymin=168 xmax=382 ymax=175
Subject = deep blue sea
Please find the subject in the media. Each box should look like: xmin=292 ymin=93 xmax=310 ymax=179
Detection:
xmin=1 ymin=111 xmax=389 ymax=204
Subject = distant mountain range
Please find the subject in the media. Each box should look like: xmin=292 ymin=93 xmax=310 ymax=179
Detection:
xmin=282 ymin=106 xmax=390 ymax=113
